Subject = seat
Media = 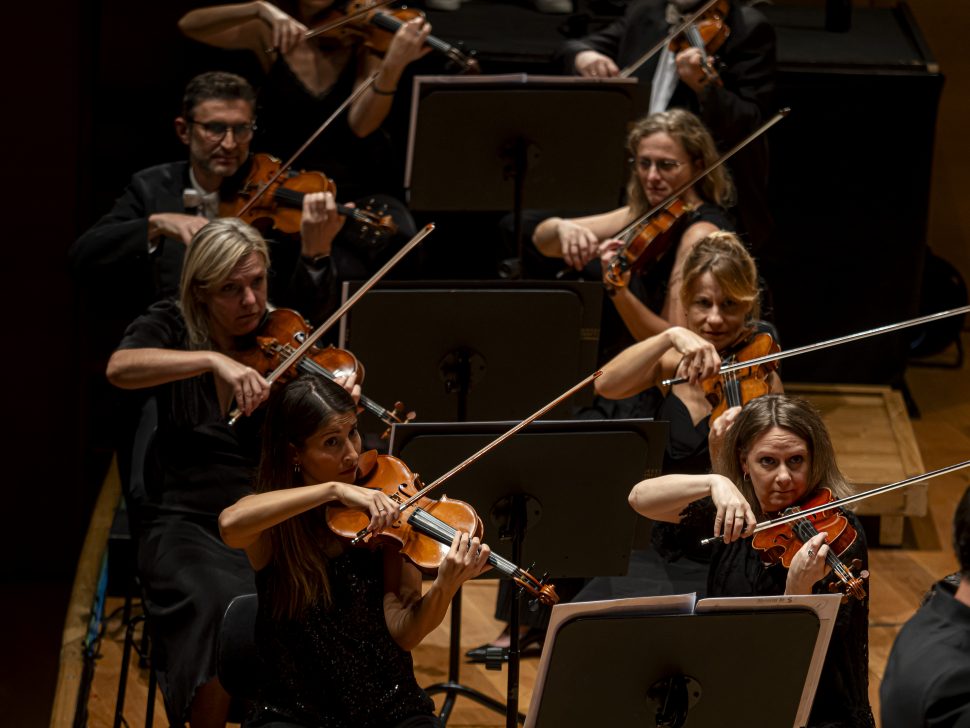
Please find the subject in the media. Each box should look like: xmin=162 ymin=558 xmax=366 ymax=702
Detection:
xmin=218 ymin=593 xmax=261 ymax=716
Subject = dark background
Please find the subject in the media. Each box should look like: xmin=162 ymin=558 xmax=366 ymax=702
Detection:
xmin=2 ymin=1 xmax=964 ymax=725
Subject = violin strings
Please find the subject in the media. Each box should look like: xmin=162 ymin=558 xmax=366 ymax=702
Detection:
xmin=409 ymin=510 xmax=515 ymax=575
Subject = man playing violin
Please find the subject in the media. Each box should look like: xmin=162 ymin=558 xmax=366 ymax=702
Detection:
xmin=560 ymin=0 xmax=776 ymax=251
xmin=71 ymin=71 xmax=343 ymax=339
xmin=219 ymin=372 xmax=491 ymax=727
xmin=106 ymin=212 xmax=346 ymax=728
xmin=628 ymin=394 xmax=875 ymax=727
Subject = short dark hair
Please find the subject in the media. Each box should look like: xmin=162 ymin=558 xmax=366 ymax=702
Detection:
xmin=954 ymin=486 xmax=970 ymax=575
xmin=181 ymin=71 xmax=256 ymax=118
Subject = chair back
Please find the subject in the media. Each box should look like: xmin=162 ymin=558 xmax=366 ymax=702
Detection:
xmin=218 ymin=593 xmax=261 ymax=700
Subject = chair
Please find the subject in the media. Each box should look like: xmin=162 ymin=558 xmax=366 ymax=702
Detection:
xmin=113 ymin=395 xmax=160 ymax=728
xmin=218 ymin=593 xmax=261 ymax=718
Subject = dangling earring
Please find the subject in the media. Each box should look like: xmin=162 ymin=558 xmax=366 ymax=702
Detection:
xmin=742 ymin=471 xmax=750 ymax=481
xmin=293 ymin=460 xmax=302 ymax=475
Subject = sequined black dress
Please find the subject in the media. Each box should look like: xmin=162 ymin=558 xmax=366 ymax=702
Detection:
xmin=251 ymin=547 xmax=437 ymax=728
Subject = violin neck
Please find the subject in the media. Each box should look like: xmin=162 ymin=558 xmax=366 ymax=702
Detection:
xmin=272 ymin=186 xmax=369 ymax=225
xmin=407 ymin=508 xmax=520 ymax=578
xmin=295 ymin=356 xmax=394 ymax=424
xmin=369 ymin=12 xmax=473 ymax=70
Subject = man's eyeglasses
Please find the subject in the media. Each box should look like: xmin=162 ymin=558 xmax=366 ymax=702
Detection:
xmin=189 ymin=119 xmax=257 ymax=143
xmin=633 ymin=157 xmax=685 ymax=174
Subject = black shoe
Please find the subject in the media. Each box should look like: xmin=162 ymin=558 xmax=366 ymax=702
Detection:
xmin=465 ymin=628 xmax=545 ymax=663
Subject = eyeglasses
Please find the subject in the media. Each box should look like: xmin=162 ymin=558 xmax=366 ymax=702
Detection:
xmin=633 ymin=157 xmax=685 ymax=174
xmin=188 ymin=118 xmax=257 ymax=143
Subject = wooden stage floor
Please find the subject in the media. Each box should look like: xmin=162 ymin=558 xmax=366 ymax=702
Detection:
xmin=81 ymin=337 xmax=970 ymax=728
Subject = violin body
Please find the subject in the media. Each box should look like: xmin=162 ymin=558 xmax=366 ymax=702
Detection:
xmin=220 ymin=153 xmax=397 ymax=245
xmin=668 ymin=0 xmax=730 ymax=85
xmin=603 ymin=198 xmax=692 ymax=291
xmin=233 ymin=307 xmax=414 ymax=434
xmin=327 ymin=453 xmax=559 ymax=606
xmin=702 ymin=330 xmax=780 ymax=420
xmin=752 ymin=488 xmax=869 ymax=602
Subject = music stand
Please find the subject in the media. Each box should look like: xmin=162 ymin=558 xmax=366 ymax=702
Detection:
xmin=391 ymin=418 xmax=668 ymax=727
xmin=338 ymin=281 xmax=603 ymax=423
xmin=403 ymin=75 xmax=638 ymax=269
xmin=526 ymin=594 xmax=842 ymax=728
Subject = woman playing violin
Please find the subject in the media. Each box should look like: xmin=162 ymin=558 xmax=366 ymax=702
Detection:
xmin=219 ymin=373 xmax=491 ymax=728
xmin=628 ymin=394 xmax=875 ymax=727
xmin=572 ymin=231 xmax=779 ymax=600
xmin=105 ymin=210 xmax=349 ymax=728
xmin=533 ymin=109 xmax=735 ymax=342
xmin=179 ymin=1 xmax=431 ymax=200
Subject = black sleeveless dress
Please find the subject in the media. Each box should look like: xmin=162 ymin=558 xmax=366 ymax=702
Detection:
xmin=251 ymin=547 xmax=437 ymax=728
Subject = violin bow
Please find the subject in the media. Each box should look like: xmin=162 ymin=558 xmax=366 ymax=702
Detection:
xmin=303 ymin=0 xmax=395 ymax=40
xmin=614 ymin=107 xmax=789 ymax=244
xmin=662 ymin=304 xmax=970 ymax=387
xmin=235 ymin=72 xmax=379 ymax=219
xmin=351 ymin=370 xmax=603 ymax=544
xmin=700 ymin=460 xmax=970 ymax=546
xmin=227 ymin=223 xmax=435 ymax=425
xmin=619 ymin=0 xmax=722 ymax=78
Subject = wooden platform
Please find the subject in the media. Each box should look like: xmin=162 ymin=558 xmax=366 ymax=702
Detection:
xmin=787 ymin=383 xmax=927 ymax=545
xmin=64 ymin=337 xmax=970 ymax=728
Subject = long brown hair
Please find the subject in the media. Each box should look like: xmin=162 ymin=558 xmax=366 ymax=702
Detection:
xmin=254 ymin=373 xmax=357 ymax=620
xmin=715 ymin=394 xmax=853 ymax=519
xmin=626 ymin=108 xmax=735 ymax=218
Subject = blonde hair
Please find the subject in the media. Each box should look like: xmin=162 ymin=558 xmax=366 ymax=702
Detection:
xmin=715 ymin=395 xmax=853 ymax=519
xmin=626 ymin=108 xmax=735 ymax=217
xmin=178 ymin=218 xmax=269 ymax=348
xmin=680 ymin=231 xmax=760 ymax=320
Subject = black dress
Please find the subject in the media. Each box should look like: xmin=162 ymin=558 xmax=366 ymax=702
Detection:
xmin=117 ymin=300 xmax=265 ymax=726
xmin=705 ymin=498 xmax=875 ymax=728
xmin=250 ymin=546 xmax=437 ymax=728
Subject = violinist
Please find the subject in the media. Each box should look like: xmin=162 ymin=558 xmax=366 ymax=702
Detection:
xmin=70 ymin=71 xmax=342 ymax=337
xmin=559 ymin=0 xmax=776 ymax=251
xmin=628 ymin=394 xmax=875 ymax=727
xmin=533 ymin=109 xmax=735 ymax=342
xmin=105 ymin=214 xmax=348 ymax=728
xmin=880 ymin=485 xmax=970 ymax=727
xmin=178 ymin=1 xmax=430 ymax=202
xmin=219 ymin=373 xmax=491 ymax=728
xmin=571 ymin=231 xmax=778 ymax=601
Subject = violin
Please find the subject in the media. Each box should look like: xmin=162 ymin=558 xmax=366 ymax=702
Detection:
xmin=326 ymin=452 xmax=559 ymax=605
xmin=668 ymin=0 xmax=730 ymax=87
xmin=751 ymin=488 xmax=869 ymax=602
xmin=233 ymin=307 xmax=415 ymax=437
xmin=221 ymin=153 xmax=397 ymax=247
xmin=603 ymin=198 xmax=692 ymax=292
xmin=306 ymin=1 xmax=479 ymax=73
xmin=701 ymin=329 xmax=780 ymax=420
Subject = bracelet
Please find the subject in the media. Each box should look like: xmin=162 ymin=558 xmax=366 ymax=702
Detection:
xmin=372 ymin=83 xmax=397 ymax=96
xmin=301 ymin=253 xmax=331 ymax=270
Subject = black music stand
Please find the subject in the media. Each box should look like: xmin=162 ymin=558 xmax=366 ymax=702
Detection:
xmin=403 ymin=75 xmax=638 ymax=271
xmin=527 ymin=600 xmax=834 ymax=727
xmin=390 ymin=418 xmax=668 ymax=727
xmin=338 ymin=281 xmax=603 ymax=423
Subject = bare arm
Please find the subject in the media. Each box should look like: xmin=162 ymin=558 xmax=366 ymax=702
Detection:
xmin=347 ymin=18 xmax=431 ymax=138
xmin=219 ymin=482 xmax=400 ymax=568
xmin=533 ymin=207 xmax=630 ymax=269
xmin=383 ymin=531 xmax=490 ymax=651
xmin=629 ymin=473 xmax=755 ymax=543
xmin=106 ymin=347 xmax=271 ymax=416
xmin=179 ymin=2 xmax=297 ymax=63
xmin=609 ymin=286 xmax=680 ymax=341
xmin=596 ymin=326 xmax=720 ymax=400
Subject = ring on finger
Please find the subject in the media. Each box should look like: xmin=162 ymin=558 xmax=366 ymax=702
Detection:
xmin=807 ymin=548 xmax=815 ymax=557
